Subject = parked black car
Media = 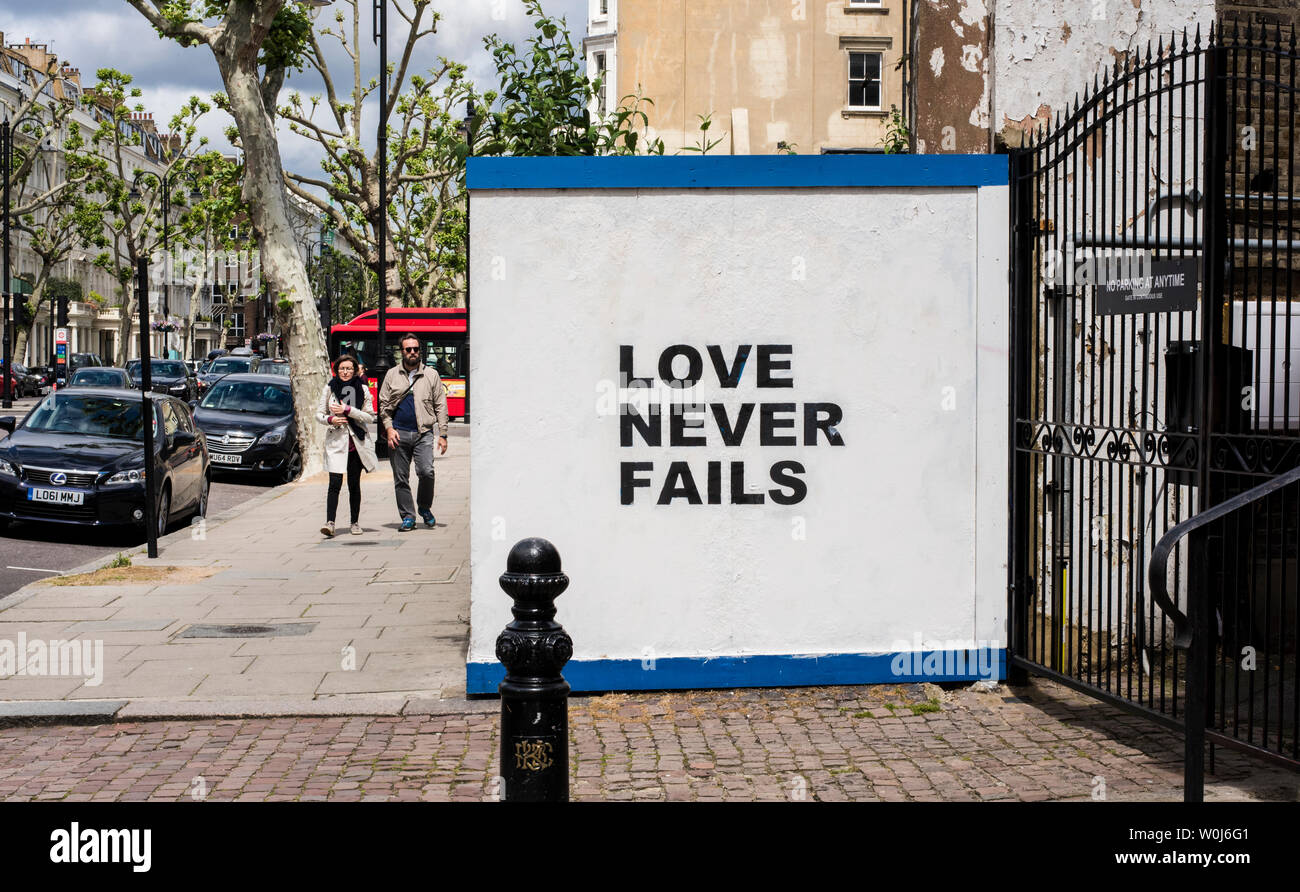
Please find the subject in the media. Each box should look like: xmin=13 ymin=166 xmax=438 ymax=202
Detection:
xmin=70 ymin=353 xmax=105 ymax=372
xmin=192 ymin=373 xmax=300 ymax=484
xmin=126 ymin=359 xmax=197 ymax=401
xmin=0 ymin=361 xmax=45 ymax=398
xmin=50 ymin=353 xmax=107 ymax=389
xmin=197 ymin=354 xmax=261 ymax=396
xmin=257 ymin=359 xmax=290 ymax=377
xmin=0 ymin=388 xmax=210 ymax=537
xmin=69 ymin=367 xmax=135 ymax=389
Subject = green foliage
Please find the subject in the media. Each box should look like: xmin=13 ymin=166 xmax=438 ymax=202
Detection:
xmin=882 ymin=105 xmax=910 ymax=154
xmin=78 ymin=68 xmax=212 ymax=292
xmin=679 ymin=112 xmax=725 ymax=155
xmin=308 ymin=250 xmax=377 ymax=322
xmin=46 ymin=278 xmax=84 ymax=304
xmin=105 ymin=553 xmax=132 ymax=569
xmin=259 ymin=4 xmax=315 ymax=73
xmin=480 ymin=0 xmax=662 ymax=157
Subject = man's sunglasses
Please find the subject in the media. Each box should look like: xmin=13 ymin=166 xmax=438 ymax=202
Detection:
xmin=402 ymin=347 xmax=421 ymax=353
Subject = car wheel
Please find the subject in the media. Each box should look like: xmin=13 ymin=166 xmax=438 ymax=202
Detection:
xmin=194 ymin=474 xmax=210 ymax=519
xmin=280 ymin=449 xmax=302 ymax=485
xmin=156 ymin=485 xmax=171 ymax=539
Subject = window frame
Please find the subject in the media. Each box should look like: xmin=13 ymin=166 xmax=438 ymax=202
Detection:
xmin=594 ymin=51 xmax=608 ymax=117
xmin=846 ymin=50 xmax=884 ymax=112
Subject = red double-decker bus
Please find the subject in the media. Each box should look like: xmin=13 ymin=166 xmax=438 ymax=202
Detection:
xmin=328 ymin=307 xmax=468 ymax=420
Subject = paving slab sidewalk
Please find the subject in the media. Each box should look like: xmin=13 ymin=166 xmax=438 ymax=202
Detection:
xmin=0 ymin=426 xmax=471 ymax=716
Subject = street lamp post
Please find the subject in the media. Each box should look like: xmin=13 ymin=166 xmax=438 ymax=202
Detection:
xmin=374 ymin=0 xmax=390 ymax=381
xmin=130 ymin=171 xmax=199 ymax=361
xmin=461 ymin=100 xmax=474 ymax=424
xmin=136 ymin=256 xmax=158 ymax=559
xmin=2 ymin=117 xmax=12 ymax=410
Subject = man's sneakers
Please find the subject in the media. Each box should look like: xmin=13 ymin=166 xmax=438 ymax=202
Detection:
xmin=321 ymin=521 xmax=335 ymax=538
xmin=400 ymin=517 xmax=416 ymax=532
xmin=420 ymin=509 xmax=437 ymax=529
xmin=351 ymin=523 xmax=362 ymax=535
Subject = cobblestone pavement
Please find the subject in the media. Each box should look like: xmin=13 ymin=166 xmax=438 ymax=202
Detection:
xmin=1 ymin=678 xmax=1295 ymax=802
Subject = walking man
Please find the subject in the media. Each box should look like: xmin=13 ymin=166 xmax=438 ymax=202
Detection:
xmin=378 ymin=334 xmax=449 ymax=531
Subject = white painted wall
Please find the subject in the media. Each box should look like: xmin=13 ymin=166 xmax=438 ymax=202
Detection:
xmin=469 ymin=181 xmax=1008 ymax=686
xmin=993 ymin=0 xmax=1215 ymax=139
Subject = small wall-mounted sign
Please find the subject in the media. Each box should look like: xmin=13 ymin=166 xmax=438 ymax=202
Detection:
xmin=1096 ymin=257 xmax=1200 ymax=316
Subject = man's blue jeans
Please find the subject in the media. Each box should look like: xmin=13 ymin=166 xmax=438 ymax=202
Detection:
xmin=390 ymin=428 xmax=435 ymax=520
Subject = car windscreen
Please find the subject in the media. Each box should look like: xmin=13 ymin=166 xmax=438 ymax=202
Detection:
xmin=23 ymin=394 xmax=146 ymax=439
xmin=207 ymin=358 xmax=252 ymax=375
xmin=260 ymin=363 xmax=290 ymax=376
xmin=70 ymin=370 xmax=123 ymax=387
xmin=127 ymin=361 xmax=186 ymax=377
xmin=199 ymin=381 xmax=292 ymax=415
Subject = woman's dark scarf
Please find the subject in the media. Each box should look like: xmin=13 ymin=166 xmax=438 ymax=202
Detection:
xmin=328 ymin=375 xmax=369 ymax=441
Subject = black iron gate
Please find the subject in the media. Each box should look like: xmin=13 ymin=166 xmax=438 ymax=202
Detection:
xmin=1009 ymin=22 xmax=1300 ymax=798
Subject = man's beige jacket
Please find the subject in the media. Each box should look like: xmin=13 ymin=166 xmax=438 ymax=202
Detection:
xmin=378 ymin=362 xmax=449 ymax=437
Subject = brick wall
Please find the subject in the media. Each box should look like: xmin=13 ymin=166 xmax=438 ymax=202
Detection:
xmin=1220 ymin=0 xmax=1300 ymax=28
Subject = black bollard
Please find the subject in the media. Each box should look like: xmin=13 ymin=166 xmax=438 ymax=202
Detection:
xmin=496 ymin=538 xmax=572 ymax=802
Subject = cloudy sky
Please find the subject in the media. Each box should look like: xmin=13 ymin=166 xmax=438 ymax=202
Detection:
xmin=2 ymin=0 xmax=588 ymax=176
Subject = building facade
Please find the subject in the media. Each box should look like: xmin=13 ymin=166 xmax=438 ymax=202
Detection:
xmin=586 ymin=0 xmax=911 ymax=155
xmin=1 ymin=33 xmax=323 ymax=367
xmin=0 ymin=34 xmax=218 ymax=366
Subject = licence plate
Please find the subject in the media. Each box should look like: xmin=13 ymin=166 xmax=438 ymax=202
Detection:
xmin=28 ymin=488 xmax=85 ymax=505
xmin=210 ymin=452 xmax=242 ymax=465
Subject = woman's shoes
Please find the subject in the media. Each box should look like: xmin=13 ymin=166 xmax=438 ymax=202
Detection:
xmin=321 ymin=521 xmax=335 ymax=538
xmin=350 ymin=523 xmax=362 ymax=535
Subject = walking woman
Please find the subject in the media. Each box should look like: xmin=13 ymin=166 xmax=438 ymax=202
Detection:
xmin=319 ymin=354 xmax=378 ymax=536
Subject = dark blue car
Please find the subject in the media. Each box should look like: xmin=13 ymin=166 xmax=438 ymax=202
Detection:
xmin=0 ymin=388 xmax=210 ymax=538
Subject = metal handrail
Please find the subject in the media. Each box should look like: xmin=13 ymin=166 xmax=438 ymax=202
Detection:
xmin=1148 ymin=461 xmax=1300 ymax=649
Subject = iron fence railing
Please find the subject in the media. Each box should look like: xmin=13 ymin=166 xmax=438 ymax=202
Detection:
xmin=1150 ymin=462 xmax=1300 ymax=800
xmin=1010 ymin=21 xmax=1300 ymax=799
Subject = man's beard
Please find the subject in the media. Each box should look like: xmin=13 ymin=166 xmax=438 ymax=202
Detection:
xmin=403 ymin=355 xmax=419 ymax=369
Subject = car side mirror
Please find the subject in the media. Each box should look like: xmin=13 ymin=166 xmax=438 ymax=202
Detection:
xmin=0 ymin=417 xmax=15 ymax=434
xmin=188 ymin=400 xmax=199 ymax=411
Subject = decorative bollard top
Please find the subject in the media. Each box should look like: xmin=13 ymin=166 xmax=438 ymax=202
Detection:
xmin=496 ymin=537 xmax=572 ymax=676
xmin=498 ymin=537 xmax=570 ymax=618
xmin=506 ymin=536 xmax=562 ymax=575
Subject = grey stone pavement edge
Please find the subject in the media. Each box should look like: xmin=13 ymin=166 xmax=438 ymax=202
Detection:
xmin=0 ymin=425 xmax=472 ymax=720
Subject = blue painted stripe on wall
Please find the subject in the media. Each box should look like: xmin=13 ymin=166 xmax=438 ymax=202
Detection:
xmin=465 ymin=649 xmax=1006 ymax=694
xmin=466 ymin=155 xmax=1008 ymax=190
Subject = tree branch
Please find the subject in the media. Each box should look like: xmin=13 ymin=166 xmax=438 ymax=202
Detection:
xmin=125 ymin=0 xmax=219 ymax=45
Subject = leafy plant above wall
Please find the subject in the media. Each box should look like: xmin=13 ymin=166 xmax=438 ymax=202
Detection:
xmin=679 ymin=112 xmax=725 ymax=155
xmin=882 ymin=105 xmax=911 ymax=154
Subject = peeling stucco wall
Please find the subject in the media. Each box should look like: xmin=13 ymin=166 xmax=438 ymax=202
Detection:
xmin=915 ymin=0 xmax=992 ymax=153
xmin=614 ymin=0 xmax=906 ymax=154
xmin=993 ymin=0 xmax=1215 ymax=148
